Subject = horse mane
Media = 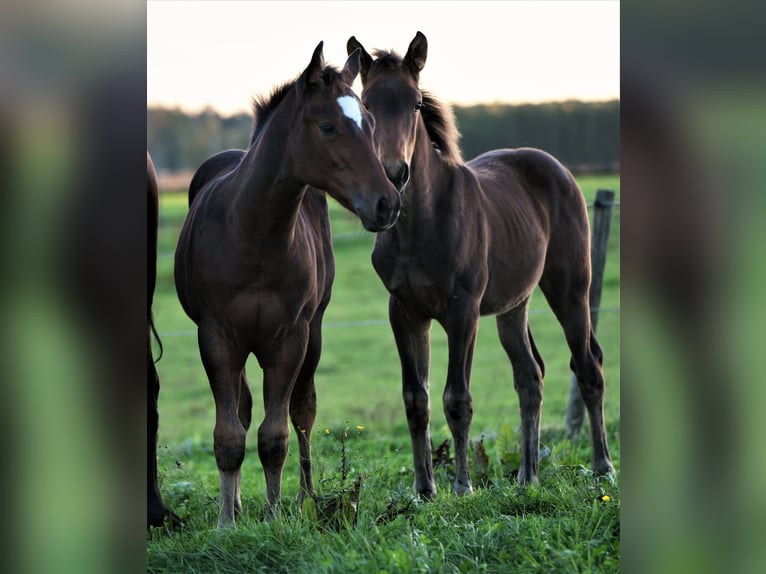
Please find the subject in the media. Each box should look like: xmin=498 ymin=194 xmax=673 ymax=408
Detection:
xmin=249 ymin=64 xmax=343 ymax=145
xmin=420 ymin=90 xmax=463 ymax=165
xmin=370 ymin=50 xmax=463 ymax=165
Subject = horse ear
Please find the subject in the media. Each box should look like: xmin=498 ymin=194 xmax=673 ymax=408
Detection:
xmin=300 ymin=41 xmax=326 ymax=94
xmin=347 ymin=36 xmax=372 ymax=83
xmin=404 ymin=31 xmax=428 ymax=78
xmin=342 ymin=48 xmax=361 ymax=85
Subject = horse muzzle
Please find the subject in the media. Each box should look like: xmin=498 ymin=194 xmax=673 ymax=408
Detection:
xmin=353 ymin=191 xmax=400 ymax=232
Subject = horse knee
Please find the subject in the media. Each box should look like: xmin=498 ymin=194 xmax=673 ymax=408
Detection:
xmin=213 ymin=423 xmax=247 ymax=472
xmin=443 ymin=389 xmax=473 ymax=424
xmin=404 ymin=387 xmax=430 ymax=424
xmin=258 ymin=422 xmax=290 ymax=470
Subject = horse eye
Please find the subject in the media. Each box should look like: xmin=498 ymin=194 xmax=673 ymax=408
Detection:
xmin=414 ymin=102 xmax=423 ymax=112
xmin=319 ymin=123 xmax=337 ymax=136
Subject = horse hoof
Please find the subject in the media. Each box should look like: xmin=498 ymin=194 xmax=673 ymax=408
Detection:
xmin=594 ymin=459 xmax=616 ymax=479
xmin=415 ymin=487 xmax=437 ymax=501
xmin=452 ymin=481 xmax=473 ymax=496
xmin=516 ymin=470 xmax=539 ymax=486
xmin=216 ymin=517 xmax=236 ymax=529
xmin=263 ymin=501 xmax=281 ymax=522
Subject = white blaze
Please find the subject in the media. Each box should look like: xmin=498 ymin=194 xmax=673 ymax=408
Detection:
xmin=336 ymin=95 xmax=363 ymax=129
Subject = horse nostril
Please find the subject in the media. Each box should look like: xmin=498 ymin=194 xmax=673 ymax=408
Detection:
xmin=384 ymin=162 xmax=410 ymax=191
xmin=376 ymin=196 xmax=391 ymax=220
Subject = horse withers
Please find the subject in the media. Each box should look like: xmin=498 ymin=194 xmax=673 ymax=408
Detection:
xmin=347 ymin=32 xmax=615 ymax=498
xmin=174 ymin=43 xmax=399 ymax=527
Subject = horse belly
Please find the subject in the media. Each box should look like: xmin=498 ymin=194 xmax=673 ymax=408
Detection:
xmin=480 ymin=248 xmax=546 ymax=315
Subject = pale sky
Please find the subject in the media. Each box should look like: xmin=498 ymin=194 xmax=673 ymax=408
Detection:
xmin=148 ymin=1 xmax=619 ymax=116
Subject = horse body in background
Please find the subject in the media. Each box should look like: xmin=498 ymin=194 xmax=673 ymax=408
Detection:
xmin=347 ymin=32 xmax=614 ymax=498
xmin=147 ymin=151 xmax=180 ymax=528
xmin=174 ymin=43 xmax=399 ymax=527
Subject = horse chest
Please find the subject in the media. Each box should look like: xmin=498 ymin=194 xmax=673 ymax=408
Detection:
xmin=380 ymin=257 xmax=449 ymax=318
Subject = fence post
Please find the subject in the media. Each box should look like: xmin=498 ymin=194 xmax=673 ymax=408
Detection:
xmin=566 ymin=189 xmax=615 ymax=437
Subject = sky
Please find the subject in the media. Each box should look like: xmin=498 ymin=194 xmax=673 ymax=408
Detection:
xmin=148 ymin=1 xmax=619 ymax=116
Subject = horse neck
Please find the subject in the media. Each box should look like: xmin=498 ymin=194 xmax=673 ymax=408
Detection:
xmin=231 ymin=105 xmax=307 ymax=242
xmin=398 ymin=118 xmax=452 ymax=226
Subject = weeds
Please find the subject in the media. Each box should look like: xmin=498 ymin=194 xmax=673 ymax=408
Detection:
xmin=149 ymin=423 xmax=619 ymax=573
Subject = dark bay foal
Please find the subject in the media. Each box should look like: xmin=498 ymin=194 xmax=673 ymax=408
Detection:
xmin=347 ymin=32 xmax=615 ymax=497
xmin=174 ymin=43 xmax=399 ymax=526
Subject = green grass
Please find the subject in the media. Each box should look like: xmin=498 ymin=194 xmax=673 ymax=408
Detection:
xmin=148 ymin=174 xmax=620 ymax=572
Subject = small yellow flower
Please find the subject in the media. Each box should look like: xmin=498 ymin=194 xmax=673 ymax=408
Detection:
xmin=356 ymin=425 xmax=365 ymax=431
xmin=601 ymin=495 xmax=611 ymax=502
xmin=300 ymin=428 xmax=306 ymax=434
xmin=324 ymin=429 xmax=331 ymax=435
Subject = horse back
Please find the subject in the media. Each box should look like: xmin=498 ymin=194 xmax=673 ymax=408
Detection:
xmin=469 ymin=147 xmax=588 ymax=236
xmin=188 ymin=149 xmax=245 ymax=207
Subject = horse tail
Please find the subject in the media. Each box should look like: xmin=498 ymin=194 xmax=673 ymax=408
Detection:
xmin=150 ymin=314 xmax=164 ymax=363
xmin=147 ymin=151 xmax=163 ymax=363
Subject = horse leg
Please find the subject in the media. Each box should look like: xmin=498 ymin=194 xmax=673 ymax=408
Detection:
xmin=443 ymin=303 xmax=479 ymax=495
xmin=389 ymin=297 xmax=436 ymax=499
xmin=289 ymin=316 xmax=323 ymax=501
xmin=233 ymin=370 xmax=253 ymax=516
xmin=198 ymin=325 xmax=248 ymax=528
xmin=147 ymin=348 xmax=180 ymax=527
xmin=259 ymin=324 xmax=309 ymax=519
xmin=497 ymin=303 xmax=545 ymax=484
xmin=540 ymin=278 xmax=615 ymax=477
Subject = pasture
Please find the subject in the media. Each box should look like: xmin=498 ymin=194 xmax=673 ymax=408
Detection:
xmin=148 ymin=174 xmax=620 ymax=572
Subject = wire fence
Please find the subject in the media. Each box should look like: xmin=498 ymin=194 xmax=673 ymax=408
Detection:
xmin=156 ymin=194 xmax=619 ymax=338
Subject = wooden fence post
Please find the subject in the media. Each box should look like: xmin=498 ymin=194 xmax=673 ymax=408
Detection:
xmin=566 ymin=189 xmax=615 ymax=437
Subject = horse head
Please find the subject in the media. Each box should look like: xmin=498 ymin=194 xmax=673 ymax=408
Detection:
xmin=347 ymin=32 xmax=428 ymax=194
xmin=292 ymin=42 xmax=400 ymax=231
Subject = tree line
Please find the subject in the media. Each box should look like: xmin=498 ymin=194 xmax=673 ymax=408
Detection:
xmin=148 ymin=99 xmax=619 ymax=175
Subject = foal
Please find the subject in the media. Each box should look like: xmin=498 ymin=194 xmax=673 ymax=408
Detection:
xmin=175 ymin=43 xmax=399 ymax=526
xmin=347 ymin=32 xmax=615 ymax=497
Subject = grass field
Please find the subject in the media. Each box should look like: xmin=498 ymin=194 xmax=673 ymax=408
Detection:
xmin=148 ymin=174 xmax=620 ymax=572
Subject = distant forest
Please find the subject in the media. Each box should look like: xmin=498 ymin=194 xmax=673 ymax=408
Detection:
xmin=148 ymin=99 xmax=619 ymax=175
